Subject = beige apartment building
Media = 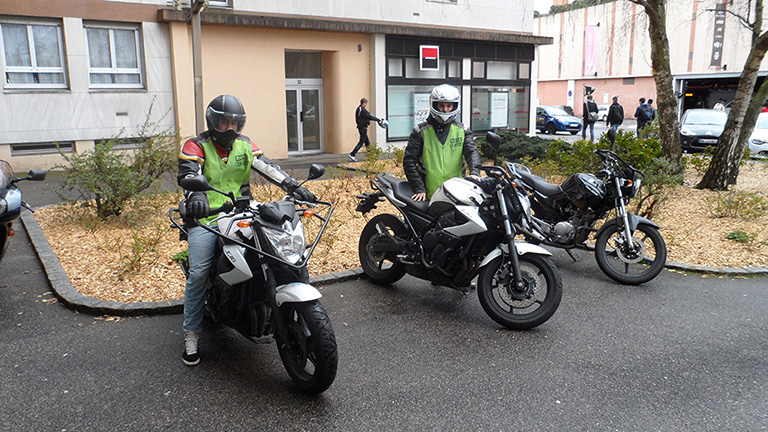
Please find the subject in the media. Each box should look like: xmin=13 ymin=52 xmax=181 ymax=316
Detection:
xmin=1 ymin=0 xmax=550 ymax=171
xmin=535 ymin=0 xmax=768 ymax=117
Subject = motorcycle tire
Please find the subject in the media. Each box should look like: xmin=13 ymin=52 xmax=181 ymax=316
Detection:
xmin=594 ymin=222 xmax=667 ymax=285
xmin=477 ymin=254 xmax=563 ymax=330
xmin=276 ymin=300 xmax=338 ymax=395
xmin=358 ymin=214 xmax=408 ymax=285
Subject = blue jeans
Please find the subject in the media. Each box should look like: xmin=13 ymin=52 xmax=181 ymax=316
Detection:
xmin=183 ymin=225 xmax=219 ymax=334
xmin=582 ymin=122 xmax=595 ymax=140
xmin=610 ymin=124 xmax=620 ymax=132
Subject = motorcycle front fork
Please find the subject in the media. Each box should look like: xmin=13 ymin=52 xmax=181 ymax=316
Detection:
xmin=614 ymin=177 xmax=636 ymax=252
xmin=496 ymin=188 xmax=524 ymax=290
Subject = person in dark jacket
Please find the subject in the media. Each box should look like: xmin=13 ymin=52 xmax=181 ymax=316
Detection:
xmin=177 ymin=94 xmax=315 ymax=367
xmin=606 ymin=96 xmax=624 ymax=132
xmin=582 ymin=94 xmax=599 ymax=141
xmin=403 ymin=84 xmax=480 ymax=202
xmin=349 ymin=98 xmax=383 ymax=162
xmin=634 ymin=97 xmax=652 ymax=133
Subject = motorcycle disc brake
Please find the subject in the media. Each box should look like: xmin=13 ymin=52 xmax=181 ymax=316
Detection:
xmin=615 ymin=236 xmax=646 ymax=264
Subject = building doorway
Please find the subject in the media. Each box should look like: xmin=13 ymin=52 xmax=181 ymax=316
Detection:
xmin=285 ymin=52 xmax=323 ymax=154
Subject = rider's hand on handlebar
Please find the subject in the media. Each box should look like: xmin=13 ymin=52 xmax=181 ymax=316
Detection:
xmin=412 ymin=192 xmax=427 ymax=202
xmin=292 ymin=186 xmax=317 ymax=203
xmin=186 ymin=194 xmax=210 ymax=218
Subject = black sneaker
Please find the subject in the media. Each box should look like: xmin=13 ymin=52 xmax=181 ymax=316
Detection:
xmin=182 ymin=331 xmax=200 ymax=366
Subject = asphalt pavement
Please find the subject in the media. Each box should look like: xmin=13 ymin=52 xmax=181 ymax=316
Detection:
xmin=1 ymin=222 xmax=767 ymax=431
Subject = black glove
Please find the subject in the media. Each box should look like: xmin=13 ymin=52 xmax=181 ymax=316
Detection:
xmin=292 ymin=186 xmax=317 ymax=203
xmin=186 ymin=193 xmax=209 ymax=218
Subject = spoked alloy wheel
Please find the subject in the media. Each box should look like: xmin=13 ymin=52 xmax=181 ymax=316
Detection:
xmin=358 ymin=214 xmax=408 ymax=285
xmin=594 ymin=223 xmax=667 ymax=285
xmin=276 ymin=301 xmax=338 ymax=395
xmin=477 ymin=254 xmax=563 ymax=330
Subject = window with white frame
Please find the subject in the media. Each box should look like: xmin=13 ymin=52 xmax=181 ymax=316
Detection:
xmin=0 ymin=21 xmax=67 ymax=88
xmin=85 ymin=23 xmax=143 ymax=88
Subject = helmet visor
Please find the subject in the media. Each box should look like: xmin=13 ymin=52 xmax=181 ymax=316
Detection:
xmin=210 ymin=112 xmax=246 ymax=134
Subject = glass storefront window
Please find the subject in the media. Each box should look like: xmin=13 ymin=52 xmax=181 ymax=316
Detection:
xmin=470 ymin=86 xmax=530 ymax=133
xmin=285 ymin=51 xmax=322 ymax=78
xmin=404 ymin=58 xmax=445 ymax=79
xmin=386 ymin=84 xmax=439 ymax=140
xmin=388 ymin=58 xmax=403 ymax=77
xmin=487 ymin=61 xmax=516 ymax=80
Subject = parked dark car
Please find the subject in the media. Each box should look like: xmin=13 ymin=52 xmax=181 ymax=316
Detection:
xmin=679 ymin=109 xmax=728 ymax=152
xmin=536 ymin=106 xmax=582 ymax=135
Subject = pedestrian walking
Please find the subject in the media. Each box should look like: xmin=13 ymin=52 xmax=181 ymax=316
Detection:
xmin=634 ymin=97 xmax=653 ymax=133
xmin=582 ymin=94 xmax=599 ymax=141
xmin=606 ymin=96 xmax=624 ymax=132
xmin=349 ymin=98 xmax=384 ymax=162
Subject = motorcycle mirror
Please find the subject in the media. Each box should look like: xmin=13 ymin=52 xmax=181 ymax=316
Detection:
xmin=179 ymin=174 xmax=213 ymax=192
xmin=307 ymin=164 xmax=325 ymax=181
xmin=485 ymin=132 xmax=502 ymax=150
xmin=27 ymin=170 xmax=46 ymax=181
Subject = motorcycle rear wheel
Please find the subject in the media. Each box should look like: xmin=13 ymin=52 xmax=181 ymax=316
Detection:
xmin=477 ymin=254 xmax=563 ymax=330
xmin=276 ymin=300 xmax=338 ymax=395
xmin=594 ymin=223 xmax=667 ymax=285
xmin=358 ymin=214 xmax=408 ymax=285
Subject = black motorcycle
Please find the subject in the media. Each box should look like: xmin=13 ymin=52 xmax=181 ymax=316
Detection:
xmin=1 ymin=160 xmax=46 ymax=265
xmin=170 ymin=164 xmax=337 ymax=395
xmin=356 ymin=133 xmax=562 ymax=330
xmin=503 ymin=139 xmax=667 ymax=285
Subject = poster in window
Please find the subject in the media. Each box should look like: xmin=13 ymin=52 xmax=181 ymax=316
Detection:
xmin=491 ymin=92 xmax=509 ymax=128
xmin=414 ymin=93 xmax=430 ymax=124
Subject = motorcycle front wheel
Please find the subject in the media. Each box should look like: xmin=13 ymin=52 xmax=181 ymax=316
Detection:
xmin=358 ymin=214 xmax=408 ymax=285
xmin=477 ymin=254 xmax=563 ymax=330
xmin=594 ymin=223 xmax=667 ymax=285
xmin=276 ymin=300 xmax=338 ymax=395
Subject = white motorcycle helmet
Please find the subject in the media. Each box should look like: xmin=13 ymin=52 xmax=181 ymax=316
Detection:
xmin=429 ymin=84 xmax=461 ymax=125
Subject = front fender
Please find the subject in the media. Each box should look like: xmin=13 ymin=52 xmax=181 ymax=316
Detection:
xmin=595 ymin=214 xmax=658 ymax=238
xmin=275 ymin=282 xmax=322 ymax=307
xmin=479 ymin=242 xmax=553 ymax=269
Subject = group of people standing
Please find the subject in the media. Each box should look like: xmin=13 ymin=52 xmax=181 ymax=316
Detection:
xmin=581 ymin=94 xmax=657 ymax=141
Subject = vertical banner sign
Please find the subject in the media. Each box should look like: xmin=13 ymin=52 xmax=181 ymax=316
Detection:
xmin=420 ymin=45 xmax=439 ymax=71
xmin=584 ymin=26 xmax=596 ymax=76
xmin=710 ymin=3 xmax=726 ymax=68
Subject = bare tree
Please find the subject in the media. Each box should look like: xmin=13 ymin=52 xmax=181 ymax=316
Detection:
xmin=697 ymin=0 xmax=768 ymax=190
xmin=629 ymin=0 xmax=683 ymax=172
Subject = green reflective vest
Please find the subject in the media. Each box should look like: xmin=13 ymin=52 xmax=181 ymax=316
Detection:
xmin=199 ymin=137 xmax=253 ymax=224
xmin=421 ymin=124 xmax=465 ymax=198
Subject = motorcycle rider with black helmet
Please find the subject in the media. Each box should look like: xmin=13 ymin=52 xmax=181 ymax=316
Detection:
xmin=403 ymin=84 xmax=480 ymax=202
xmin=177 ymin=94 xmax=316 ymax=366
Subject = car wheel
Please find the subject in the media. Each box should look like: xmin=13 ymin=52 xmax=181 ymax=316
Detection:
xmin=546 ymin=123 xmax=557 ymax=135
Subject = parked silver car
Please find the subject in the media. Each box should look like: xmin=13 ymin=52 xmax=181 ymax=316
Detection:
xmin=748 ymin=112 xmax=768 ymax=158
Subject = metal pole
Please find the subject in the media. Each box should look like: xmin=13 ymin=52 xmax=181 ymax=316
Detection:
xmin=191 ymin=12 xmax=204 ymax=134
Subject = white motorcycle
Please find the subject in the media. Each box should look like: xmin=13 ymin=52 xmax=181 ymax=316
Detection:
xmin=170 ymin=164 xmax=337 ymax=395
xmin=356 ymin=133 xmax=562 ymax=330
xmin=1 ymin=160 xmax=46 ymax=265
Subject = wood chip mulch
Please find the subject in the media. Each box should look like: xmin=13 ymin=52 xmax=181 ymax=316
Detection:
xmin=34 ymin=161 xmax=768 ymax=304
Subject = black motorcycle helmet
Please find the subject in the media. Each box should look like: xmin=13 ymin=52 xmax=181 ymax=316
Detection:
xmin=205 ymin=95 xmax=246 ymax=150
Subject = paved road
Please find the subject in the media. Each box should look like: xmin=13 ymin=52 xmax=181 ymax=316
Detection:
xmin=535 ymin=119 xmax=639 ymax=144
xmin=2 ymin=219 xmax=767 ymax=430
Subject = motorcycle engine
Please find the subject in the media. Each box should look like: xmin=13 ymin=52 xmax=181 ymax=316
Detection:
xmin=552 ymin=221 xmax=576 ymax=244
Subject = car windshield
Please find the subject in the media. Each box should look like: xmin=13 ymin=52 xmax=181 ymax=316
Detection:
xmin=683 ymin=110 xmax=728 ymax=126
xmin=546 ymin=107 xmax=569 ymax=116
xmin=756 ymin=114 xmax=768 ymax=129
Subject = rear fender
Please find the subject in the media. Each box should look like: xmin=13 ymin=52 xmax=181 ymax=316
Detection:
xmin=275 ymin=282 xmax=322 ymax=306
xmin=479 ymin=242 xmax=552 ymax=268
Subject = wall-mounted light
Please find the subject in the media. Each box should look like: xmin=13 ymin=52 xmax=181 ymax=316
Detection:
xmin=358 ymin=44 xmax=362 ymax=52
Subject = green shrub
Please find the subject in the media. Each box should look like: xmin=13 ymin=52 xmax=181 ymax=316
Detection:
xmin=477 ymin=130 xmax=552 ymax=163
xmin=706 ymin=191 xmax=768 ymax=219
xmin=56 ymin=101 xmax=178 ymax=219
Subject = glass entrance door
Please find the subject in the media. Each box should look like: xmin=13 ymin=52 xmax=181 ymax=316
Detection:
xmin=286 ymin=87 xmax=322 ymax=154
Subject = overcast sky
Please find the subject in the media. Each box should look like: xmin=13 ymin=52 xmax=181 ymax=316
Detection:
xmin=535 ymin=0 xmax=554 ymax=14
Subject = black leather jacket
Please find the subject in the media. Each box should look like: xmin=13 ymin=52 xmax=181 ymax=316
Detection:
xmin=402 ymin=117 xmax=480 ymax=195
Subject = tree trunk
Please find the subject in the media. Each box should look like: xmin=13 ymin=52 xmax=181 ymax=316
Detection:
xmin=697 ymin=1 xmax=768 ymax=190
xmin=633 ymin=0 xmax=683 ymax=172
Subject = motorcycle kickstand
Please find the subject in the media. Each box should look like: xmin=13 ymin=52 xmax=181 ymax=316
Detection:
xmin=565 ymin=249 xmax=581 ymax=262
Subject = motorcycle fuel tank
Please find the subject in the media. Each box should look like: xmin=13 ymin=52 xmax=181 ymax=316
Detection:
xmin=430 ymin=177 xmax=485 ymax=207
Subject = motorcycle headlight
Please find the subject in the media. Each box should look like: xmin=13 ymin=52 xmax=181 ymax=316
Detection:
xmin=261 ymin=220 xmax=306 ymax=264
xmin=630 ymin=178 xmax=642 ymax=198
xmin=0 ymin=198 xmax=6 ymax=214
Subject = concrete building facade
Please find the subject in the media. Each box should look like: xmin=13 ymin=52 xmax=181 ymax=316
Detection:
xmin=535 ymin=0 xmax=768 ymax=118
xmin=1 ymin=0 xmax=550 ymax=171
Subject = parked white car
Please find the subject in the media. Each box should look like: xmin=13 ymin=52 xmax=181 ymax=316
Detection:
xmin=597 ymin=105 xmax=609 ymax=121
xmin=748 ymin=112 xmax=768 ymax=158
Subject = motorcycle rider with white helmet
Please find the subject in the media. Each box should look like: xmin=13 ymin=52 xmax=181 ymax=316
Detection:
xmin=177 ymin=94 xmax=315 ymax=366
xmin=403 ymin=84 xmax=480 ymax=202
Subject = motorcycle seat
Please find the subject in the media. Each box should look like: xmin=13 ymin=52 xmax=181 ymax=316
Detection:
xmin=378 ymin=174 xmax=429 ymax=213
xmin=516 ymin=170 xmax=563 ymax=197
